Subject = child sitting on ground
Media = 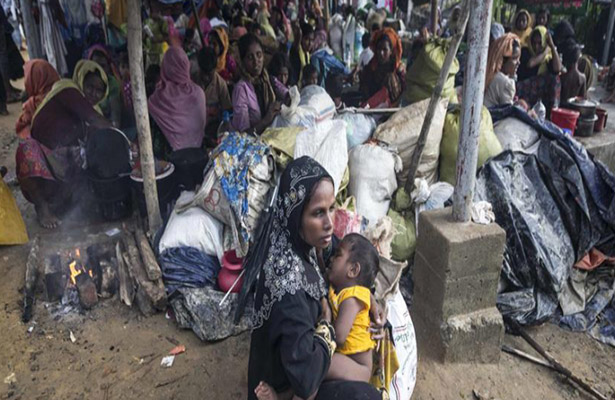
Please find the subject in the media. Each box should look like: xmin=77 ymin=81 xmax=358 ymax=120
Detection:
xmin=560 ymin=43 xmax=587 ymax=106
xmin=301 ymin=64 xmax=319 ymax=88
xmin=325 ymin=73 xmax=346 ymax=111
xmin=255 ymin=233 xmax=378 ymax=400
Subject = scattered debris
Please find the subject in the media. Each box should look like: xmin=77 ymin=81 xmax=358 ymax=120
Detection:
xmin=160 ymin=355 xmax=175 ymax=368
xmin=155 ymin=373 xmax=188 ymax=388
xmin=165 ymin=336 xmax=179 ymax=345
xmin=69 ymin=330 xmax=76 ymax=343
xmin=3 ymin=372 xmax=16 ymax=385
xmin=27 ymin=326 xmax=34 ymax=334
xmin=169 ymin=345 xmax=185 ymax=356
xmin=105 ymin=228 xmax=122 ymax=237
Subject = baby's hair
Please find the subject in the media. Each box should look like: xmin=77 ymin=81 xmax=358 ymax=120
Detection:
xmin=302 ymin=64 xmax=318 ymax=82
xmin=342 ymin=233 xmax=378 ymax=288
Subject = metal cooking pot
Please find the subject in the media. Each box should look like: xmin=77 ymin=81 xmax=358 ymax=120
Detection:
xmin=567 ymin=98 xmax=598 ymax=119
xmin=576 ymin=115 xmax=599 ymax=137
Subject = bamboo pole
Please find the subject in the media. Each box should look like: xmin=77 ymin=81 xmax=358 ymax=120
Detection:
xmin=602 ymin=0 xmax=615 ymax=66
xmin=126 ymin=0 xmax=162 ymax=233
xmin=403 ymin=0 xmax=469 ymax=195
xmin=190 ymin=0 xmax=206 ymax=48
xmin=19 ymin=0 xmax=42 ymax=59
xmin=451 ymin=0 xmax=492 ymax=222
xmin=430 ymin=0 xmax=438 ymax=35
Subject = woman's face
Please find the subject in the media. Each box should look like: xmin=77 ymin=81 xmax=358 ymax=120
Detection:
xmin=300 ymin=179 xmax=335 ymax=250
xmin=516 ymin=13 xmax=528 ymax=31
xmin=531 ymin=32 xmax=543 ymax=54
xmin=301 ymin=33 xmax=313 ymax=53
xmin=277 ymin=66 xmax=289 ymax=85
xmin=502 ymin=47 xmax=521 ymax=77
xmin=536 ymin=12 xmax=548 ymax=27
xmin=83 ymin=72 xmax=106 ymax=105
xmin=376 ymin=37 xmax=393 ymax=66
xmin=243 ymin=42 xmax=264 ymax=77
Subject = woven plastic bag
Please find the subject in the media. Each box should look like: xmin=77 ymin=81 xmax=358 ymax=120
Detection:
xmin=0 ymin=178 xmax=28 ymax=245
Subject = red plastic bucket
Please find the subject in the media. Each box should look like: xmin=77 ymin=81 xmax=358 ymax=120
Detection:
xmin=551 ymin=108 xmax=580 ymax=133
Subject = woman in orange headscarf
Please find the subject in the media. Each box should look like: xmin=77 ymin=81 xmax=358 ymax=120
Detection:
xmin=360 ymin=27 xmax=405 ymax=107
xmin=16 ymin=60 xmax=60 ymax=139
xmin=208 ymin=26 xmax=237 ymax=81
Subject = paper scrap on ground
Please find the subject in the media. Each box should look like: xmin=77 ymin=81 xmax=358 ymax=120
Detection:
xmin=161 ymin=355 xmax=175 ymax=368
xmin=4 ymin=372 xmax=16 ymax=384
xmin=69 ymin=330 xmax=76 ymax=343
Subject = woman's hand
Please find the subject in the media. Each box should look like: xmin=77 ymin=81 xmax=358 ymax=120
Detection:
xmin=546 ymin=32 xmax=556 ymax=50
xmin=265 ymin=100 xmax=282 ymax=124
xmin=320 ymin=297 xmax=332 ymax=323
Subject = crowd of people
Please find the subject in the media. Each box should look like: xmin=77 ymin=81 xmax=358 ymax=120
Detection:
xmin=4 ymin=1 xmax=602 ymax=398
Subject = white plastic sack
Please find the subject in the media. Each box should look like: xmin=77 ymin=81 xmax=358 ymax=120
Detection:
xmin=295 ymin=119 xmax=348 ymax=194
xmin=411 ymin=178 xmax=454 ymax=233
xmin=348 ymin=143 xmax=402 ymax=224
xmin=493 ymin=117 xmax=540 ymax=153
xmin=387 ymin=290 xmax=417 ymax=400
xmin=271 ymin=86 xmax=317 ymax=129
xmin=373 ymin=97 xmax=449 ymax=186
xmin=335 ymin=113 xmax=377 ymax=149
xmin=159 ymin=191 xmax=225 ymax=262
xmin=299 ymin=85 xmax=336 ymax=124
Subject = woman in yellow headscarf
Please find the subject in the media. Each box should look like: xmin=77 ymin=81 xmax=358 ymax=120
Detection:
xmin=512 ymin=9 xmax=533 ymax=48
xmin=516 ymin=26 xmax=562 ymax=118
xmin=73 ymin=60 xmax=110 ymax=114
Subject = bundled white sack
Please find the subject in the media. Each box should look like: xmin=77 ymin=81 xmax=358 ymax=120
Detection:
xmin=271 ymin=86 xmax=317 ymax=129
xmin=493 ymin=117 xmax=540 ymax=153
xmin=294 ymin=119 xmax=348 ymax=194
xmin=159 ymin=191 xmax=225 ymax=262
xmin=336 ymin=112 xmax=377 ymax=149
xmin=373 ymin=97 xmax=448 ymax=186
xmin=348 ymin=143 xmax=402 ymax=225
xmin=387 ymin=289 xmax=417 ymax=400
xmin=299 ymin=85 xmax=336 ymax=124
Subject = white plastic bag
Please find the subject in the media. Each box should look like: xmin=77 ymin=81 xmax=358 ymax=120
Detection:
xmin=335 ymin=113 xmax=377 ymax=149
xmin=348 ymin=143 xmax=402 ymax=225
xmin=294 ymin=119 xmax=348 ymax=194
xmin=387 ymin=290 xmax=417 ymax=400
xmin=271 ymin=86 xmax=317 ymax=129
xmin=159 ymin=191 xmax=225 ymax=262
xmin=299 ymin=85 xmax=336 ymax=123
xmin=411 ymin=178 xmax=454 ymax=233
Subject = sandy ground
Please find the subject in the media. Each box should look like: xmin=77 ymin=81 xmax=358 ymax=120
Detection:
xmin=1 ymin=80 xmax=615 ymax=400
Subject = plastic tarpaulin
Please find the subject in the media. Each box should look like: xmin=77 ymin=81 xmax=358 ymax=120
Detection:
xmin=476 ymin=105 xmax=615 ymax=326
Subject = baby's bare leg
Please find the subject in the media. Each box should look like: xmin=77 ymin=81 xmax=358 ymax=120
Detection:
xmin=325 ymin=350 xmax=372 ymax=382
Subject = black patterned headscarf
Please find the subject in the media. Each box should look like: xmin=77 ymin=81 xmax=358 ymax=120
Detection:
xmin=236 ymin=156 xmax=331 ymax=327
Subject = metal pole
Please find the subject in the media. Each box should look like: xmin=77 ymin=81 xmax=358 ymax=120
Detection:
xmin=190 ymin=0 xmax=206 ymax=48
xmin=126 ymin=0 xmax=162 ymax=234
xmin=404 ymin=0 xmax=469 ymax=195
xmin=406 ymin=0 xmax=413 ymax=29
xmin=19 ymin=0 xmax=42 ymax=59
xmin=602 ymin=0 xmax=615 ymax=66
xmin=451 ymin=0 xmax=492 ymax=222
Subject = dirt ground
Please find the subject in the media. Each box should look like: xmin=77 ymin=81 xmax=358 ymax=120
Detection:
xmin=1 ymin=81 xmax=615 ymax=400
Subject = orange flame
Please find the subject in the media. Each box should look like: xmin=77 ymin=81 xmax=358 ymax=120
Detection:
xmin=69 ymin=260 xmax=81 ymax=285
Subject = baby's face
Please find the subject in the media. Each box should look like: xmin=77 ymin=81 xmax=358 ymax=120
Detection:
xmin=327 ymin=242 xmax=351 ymax=288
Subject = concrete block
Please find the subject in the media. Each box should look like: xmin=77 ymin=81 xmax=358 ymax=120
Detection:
xmin=416 ymin=208 xmax=506 ymax=280
xmin=576 ymin=132 xmax=615 ymax=174
xmin=413 ymin=250 xmax=500 ymax=318
xmin=413 ymin=307 xmax=504 ymax=364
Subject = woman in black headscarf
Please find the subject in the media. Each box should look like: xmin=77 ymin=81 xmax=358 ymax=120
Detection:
xmin=237 ymin=156 xmax=380 ymax=400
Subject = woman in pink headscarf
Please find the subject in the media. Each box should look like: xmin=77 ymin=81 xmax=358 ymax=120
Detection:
xmin=148 ymin=46 xmax=207 ymax=159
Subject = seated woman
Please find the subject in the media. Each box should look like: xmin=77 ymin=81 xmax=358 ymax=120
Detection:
xmin=511 ymin=9 xmax=532 ymax=48
xmin=16 ymin=60 xmax=109 ymax=229
xmin=268 ymin=51 xmax=291 ymax=103
xmin=148 ymin=46 xmax=207 ymax=160
xmin=209 ymin=26 xmax=237 ymax=82
xmin=289 ymin=22 xmax=314 ymax=86
xmin=196 ymin=46 xmax=232 ymax=147
xmin=232 ymin=34 xmax=281 ymax=135
xmin=484 ymin=33 xmax=521 ymax=108
xmin=73 ymin=60 xmax=110 ymax=115
xmin=516 ymin=26 xmax=562 ymax=117
xmin=238 ymin=156 xmax=383 ymax=400
xmin=87 ymin=45 xmax=122 ymax=127
xmin=359 ymin=27 xmax=405 ymax=108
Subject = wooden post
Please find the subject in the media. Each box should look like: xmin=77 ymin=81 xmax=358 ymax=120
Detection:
xmin=451 ymin=0 xmax=493 ymax=222
xmin=126 ymin=0 xmax=162 ymax=233
xmin=190 ymin=0 xmax=206 ymax=48
xmin=430 ymin=0 xmax=438 ymax=35
xmin=323 ymin=0 xmax=330 ymax=30
xmin=602 ymin=0 xmax=615 ymax=66
xmin=19 ymin=0 xmax=43 ymax=59
xmin=404 ymin=0 xmax=469 ymax=195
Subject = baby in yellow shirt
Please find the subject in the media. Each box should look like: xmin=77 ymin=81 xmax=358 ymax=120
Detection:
xmin=325 ymin=233 xmax=378 ymax=383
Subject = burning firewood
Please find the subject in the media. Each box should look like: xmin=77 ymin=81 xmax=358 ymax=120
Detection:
xmin=22 ymin=237 xmax=40 ymax=323
xmin=116 ymin=242 xmax=134 ymax=306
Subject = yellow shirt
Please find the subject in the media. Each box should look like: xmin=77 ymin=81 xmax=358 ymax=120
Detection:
xmin=328 ymin=286 xmax=376 ymax=355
